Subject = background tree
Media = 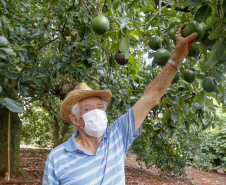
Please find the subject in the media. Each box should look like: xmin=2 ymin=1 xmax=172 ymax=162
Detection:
xmin=0 ymin=0 xmax=225 ymax=176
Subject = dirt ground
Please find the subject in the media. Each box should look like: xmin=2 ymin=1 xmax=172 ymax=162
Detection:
xmin=0 ymin=147 xmax=225 ymax=185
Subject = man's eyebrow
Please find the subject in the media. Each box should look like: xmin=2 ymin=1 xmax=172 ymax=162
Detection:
xmin=84 ymin=103 xmax=91 ymax=107
xmin=84 ymin=103 xmax=103 ymax=107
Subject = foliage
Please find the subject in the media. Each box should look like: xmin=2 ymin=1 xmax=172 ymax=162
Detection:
xmin=131 ymin=124 xmax=188 ymax=176
xmin=131 ymin=122 xmax=226 ymax=174
xmin=20 ymin=100 xmax=53 ymax=148
xmin=20 ymin=98 xmax=75 ymax=148
xmin=201 ymin=128 xmax=226 ymax=171
xmin=0 ymin=0 xmax=225 ymax=175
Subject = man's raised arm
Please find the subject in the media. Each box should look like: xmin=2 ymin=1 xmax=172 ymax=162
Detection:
xmin=133 ymin=23 xmax=198 ymax=131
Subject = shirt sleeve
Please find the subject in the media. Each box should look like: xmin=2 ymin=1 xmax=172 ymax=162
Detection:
xmin=110 ymin=107 xmax=143 ymax=154
xmin=42 ymin=156 xmax=59 ymax=185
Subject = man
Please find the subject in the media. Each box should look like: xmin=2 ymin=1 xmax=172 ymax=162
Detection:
xmin=42 ymin=23 xmax=198 ymax=185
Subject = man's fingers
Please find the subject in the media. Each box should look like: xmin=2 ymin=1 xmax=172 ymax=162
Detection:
xmin=185 ymin=33 xmax=198 ymax=43
xmin=180 ymin=22 xmax=188 ymax=30
xmin=178 ymin=22 xmax=188 ymax=35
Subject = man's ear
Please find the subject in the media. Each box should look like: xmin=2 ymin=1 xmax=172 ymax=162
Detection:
xmin=70 ymin=114 xmax=80 ymax=127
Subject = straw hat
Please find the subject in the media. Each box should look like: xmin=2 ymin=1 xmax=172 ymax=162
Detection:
xmin=60 ymin=83 xmax=112 ymax=122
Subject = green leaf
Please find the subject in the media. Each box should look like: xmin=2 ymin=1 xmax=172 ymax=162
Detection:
xmin=202 ymin=118 xmax=208 ymax=125
xmin=194 ymin=102 xmax=202 ymax=109
xmin=0 ymin=86 xmax=2 ymax=93
xmin=0 ymin=36 xmax=9 ymax=46
xmin=171 ymin=3 xmax=176 ymax=12
xmin=208 ymin=23 xmax=223 ymax=40
xmin=161 ymin=9 xmax=176 ymax=16
xmin=119 ymin=37 xmax=130 ymax=59
xmin=30 ymin=66 xmax=38 ymax=76
xmin=140 ymin=7 xmax=156 ymax=13
xmin=165 ymin=98 xmax=172 ymax=104
xmin=205 ymin=17 xmax=218 ymax=29
xmin=160 ymin=131 xmax=166 ymax=140
xmin=183 ymin=0 xmax=201 ymax=7
xmin=4 ymin=71 xmax=19 ymax=79
xmin=119 ymin=22 xmax=130 ymax=30
xmin=223 ymin=0 xmax=226 ymax=18
xmin=198 ymin=60 xmax=209 ymax=72
xmin=68 ymin=42 xmax=79 ymax=51
xmin=0 ymin=54 xmax=7 ymax=60
xmin=34 ymin=14 xmax=44 ymax=21
xmin=1 ymin=0 xmax=9 ymax=14
xmin=193 ymin=91 xmax=206 ymax=107
xmin=199 ymin=44 xmax=208 ymax=56
xmin=204 ymin=38 xmax=226 ymax=68
xmin=188 ymin=111 xmax=199 ymax=120
xmin=31 ymin=30 xmax=45 ymax=38
xmin=129 ymin=31 xmax=139 ymax=42
xmin=185 ymin=121 xmax=190 ymax=132
xmin=194 ymin=5 xmax=212 ymax=23
xmin=162 ymin=109 xmax=172 ymax=121
xmin=0 ymin=47 xmax=16 ymax=56
xmin=109 ymin=42 xmax=119 ymax=52
xmin=2 ymin=16 xmax=10 ymax=24
xmin=18 ymin=84 xmax=29 ymax=97
xmin=171 ymin=111 xmax=177 ymax=123
xmin=66 ymin=5 xmax=76 ymax=12
xmin=4 ymin=98 xmax=23 ymax=113
xmin=33 ymin=79 xmax=45 ymax=88
xmin=50 ymin=0 xmax=58 ymax=4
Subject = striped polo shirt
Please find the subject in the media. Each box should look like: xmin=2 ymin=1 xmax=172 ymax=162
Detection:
xmin=42 ymin=107 xmax=142 ymax=185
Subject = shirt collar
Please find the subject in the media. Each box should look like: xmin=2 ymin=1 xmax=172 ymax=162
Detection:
xmin=65 ymin=131 xmax=79 ymax=152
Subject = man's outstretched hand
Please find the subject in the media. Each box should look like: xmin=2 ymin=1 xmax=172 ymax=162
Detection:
xmin=173 ymin=23 xmax=198 ymax=63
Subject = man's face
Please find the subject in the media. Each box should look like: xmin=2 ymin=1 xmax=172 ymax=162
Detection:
xmin=77 ymin=97 xmax=105 ymax=127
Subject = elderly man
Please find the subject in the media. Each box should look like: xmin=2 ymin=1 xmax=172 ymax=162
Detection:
xmin=42 ymin=23 xmax=198 ymax=185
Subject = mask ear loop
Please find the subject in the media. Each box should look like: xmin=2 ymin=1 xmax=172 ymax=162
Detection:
xmin=77 ymin=115 xmax=85 ymax=130
xmin=80 ymin=125 xmax=85 ymax=130
xmin=70 ymin=114 xmax=85 ymax=130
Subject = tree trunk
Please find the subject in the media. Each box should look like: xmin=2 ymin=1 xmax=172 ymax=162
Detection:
xmin=0 ymin=108 xmax=22 ymax=176
xmin=60 ymin=122 xmax=70 ymax=144
xmin=51 ymin=117 xmax=60 ymax=148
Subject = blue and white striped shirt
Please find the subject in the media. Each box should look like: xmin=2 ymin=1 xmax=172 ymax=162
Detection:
xmin=42 ymin=107 xmax=142 ymax=185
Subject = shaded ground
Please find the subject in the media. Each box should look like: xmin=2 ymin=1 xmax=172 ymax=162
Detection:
xmin=0 ymin=147 xmax=225 ymax=185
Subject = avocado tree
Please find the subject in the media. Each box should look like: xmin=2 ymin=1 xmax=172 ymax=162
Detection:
xmin=0 ymin=0 xmax=225 ymax=176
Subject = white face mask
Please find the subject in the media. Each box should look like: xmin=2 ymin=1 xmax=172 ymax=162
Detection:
xmin=81 ymin=109 xmax=108 ymax=137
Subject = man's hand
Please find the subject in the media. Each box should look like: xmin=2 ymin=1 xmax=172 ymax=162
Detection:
xmin=172 ymin=23 xmax=198 ymax=63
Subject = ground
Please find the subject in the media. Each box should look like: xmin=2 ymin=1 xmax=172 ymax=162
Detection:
xmin=0 ymin=147 xmax=225 ymax=185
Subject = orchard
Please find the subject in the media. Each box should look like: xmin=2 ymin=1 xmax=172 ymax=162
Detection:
xmin=0 ymin=0 xmax=225 ymax=178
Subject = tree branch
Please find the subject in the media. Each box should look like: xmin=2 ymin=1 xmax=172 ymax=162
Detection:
xmin=158 ymin=0 xmax=162 ymax=48
xmin=82 ymin=0 xmax=94 ymax=18
xmin=127 ymin=0 xmax=138 ymax=11
xmin=218 ymin=2 xmax=226 ymax=33
xmin=162 ymin=1 xmax=190 ymax=12
xmin=47 ymin=2 xmax=51 ymax=10
xmin=138 ymin=2 xmax=170 ymax=28
xmin=101 ymin=0 xmax=107 ymax=14
xmin=33 ymin=37 xmax=59 ymax=52
xmin=154 ymin=0 xmax=190 ymax=12
xmin=89 ymin=76 xmax=105 ymax=85
xmin=61 ymin=19 xmax=67 ymax=36
xmin=46 ymin=16 xmax=61 ymax=22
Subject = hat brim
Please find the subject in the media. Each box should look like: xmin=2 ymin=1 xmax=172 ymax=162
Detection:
xmin=60 ymin=89 xmax=112 ymax=122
